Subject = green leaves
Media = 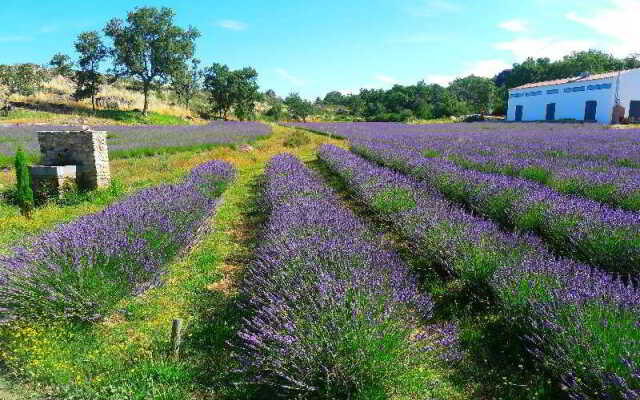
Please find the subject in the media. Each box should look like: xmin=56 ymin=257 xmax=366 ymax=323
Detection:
xmin=14 ymin=147 xmax=33 ymax=217
xmin=104 ymin=6 xmax=201 ymax=114
xmin=202 ymin=63 xmax=259 ymax=120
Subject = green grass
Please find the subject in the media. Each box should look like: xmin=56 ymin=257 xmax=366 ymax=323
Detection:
xmin=88 ymin=110 xmax=190 ymax=125
xmin=311 ymin=156 xmax=559 ymax=400
xmin=0 ymin=107 xmax=193 ymax=126
xmin=0 ymin=109 xmax=57 ymax=121
xmin=0 ymin=125 xmax=347 ymax=399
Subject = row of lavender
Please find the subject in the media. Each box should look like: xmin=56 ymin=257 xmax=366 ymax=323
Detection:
xmin=286 ymin=122 xmax=640 ymax=165
xmin=0 ymin=121 xmax=271 ymax=164
xmin=317 ymin=144 xmax=640 ymax=400
xmin=0 ymin=160 xmax=234 ymax=323
xmin=287 ymin=122 xmax=640 ymax=211
xmin=231 ymin=154 xmax=445 ymax=398
xmin=349 ymin=138 xmax=640 ymax=277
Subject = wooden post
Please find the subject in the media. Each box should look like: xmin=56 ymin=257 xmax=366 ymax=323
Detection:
xmin=170 ymin=319 xmax=183 ymax=360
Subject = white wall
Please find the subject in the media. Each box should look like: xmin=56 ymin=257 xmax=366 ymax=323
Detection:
xmin=617 ymin=69 xmax=640 ymax=118
xmin=507 ymin=77 xmax=616 ymax=123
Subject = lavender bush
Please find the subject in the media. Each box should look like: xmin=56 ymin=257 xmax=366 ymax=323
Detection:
xmin=286 ymin=122 xmax=640 ymax=167
xmin=0 ymin=121 xmax=271 ymax=165
xmin=349 ymin=139 xmax=640 ymax=276
xmin=317 ymin=144 xmax=640 ymax=400
xmin=0 ymin=160 xmax=234 ymax=323
xmin=230 ymin=153 xmax=447 ymax=398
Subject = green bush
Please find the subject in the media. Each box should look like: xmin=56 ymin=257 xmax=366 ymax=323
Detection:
xmin=14 ymin=147 xmax=34 ymax=216
xmin=283 ymin=131 xmax=311 ymax=148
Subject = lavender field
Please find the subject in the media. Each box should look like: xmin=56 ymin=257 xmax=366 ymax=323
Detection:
xmin=2 ymin=121 xmax=640 ymax=399
xmin=291 ymin=121 xmax=640 ymax=399
xmin=0 ymin=121 xmax=271 ymax=165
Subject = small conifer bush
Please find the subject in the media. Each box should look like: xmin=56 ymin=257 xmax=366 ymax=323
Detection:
xmin=14 ymin=147 xmax=34 ymax=216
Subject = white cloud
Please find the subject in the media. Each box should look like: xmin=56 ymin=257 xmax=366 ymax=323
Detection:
xmin=425 ymin=74 xmax=457 ymax=86
xmin=408 ymin=0 xmax=462 ymax=17
xmin=424 ymin=59 xmax=511 ymax=86
xmin=0 ymin=35 xmax=31 ymax=43
xmin=466 ymin=59 xmax=512 ymax=77
xmin=275 ymin=68 xmax=307 ymax=86
xmin=215 ymin=19 xmax=248 ymax=31
xmin=374 ymin=74 xmax=399 ymax=84
xmin=494 ymin=37 xmax=594 ymax=61
xmin=498 ymin=19 xmax=529 ymax=33
xmin=566 ymin=0 xmax=640 ymax=56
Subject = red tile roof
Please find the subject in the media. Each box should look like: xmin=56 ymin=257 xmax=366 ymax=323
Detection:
xmin=510 ymin=68 xmax=640 ymax=91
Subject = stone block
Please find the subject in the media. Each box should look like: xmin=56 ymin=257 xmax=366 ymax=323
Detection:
xmin=29 ymin=165 xmax=76 ymax=201
xmin=36 ymin=130 xmax=111 ymax=190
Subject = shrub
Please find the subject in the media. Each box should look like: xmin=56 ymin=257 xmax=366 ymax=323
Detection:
xmin=0 ymin=160 xmax=234 ymax=323
xmin=14 ymin=147 xmax=33 ymax=216
xmin=283 ymin=131 xmax=310 ymax=148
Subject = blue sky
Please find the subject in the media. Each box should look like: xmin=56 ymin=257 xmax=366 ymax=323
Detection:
xmin=0 ymin=0 xmax=638 ymax=99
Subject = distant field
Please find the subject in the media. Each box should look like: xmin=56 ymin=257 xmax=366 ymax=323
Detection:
xmin=0 ymin=121 xmax=272 ymax=166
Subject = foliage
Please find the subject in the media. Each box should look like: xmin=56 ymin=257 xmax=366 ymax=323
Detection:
xmin=264 ymin=102 xmax=285 ymax=121
xmin=320 ymin=81 xmax=470 ymax=121
xmin=49 ymin=53 xmax=74 ymax=78
xmin=13 ymin=147 xmax=33 ymax=217
xmin=284 ymin=92 xmax=314 ymax=122
xmin=104 ymin=6 xmax=200 ymax=115
xmin=0 ymin=64 xmax=47 ymax=106
xmin=504 ymin=50 xmax=640 ymax=89
xmin=171 ymin=58 xmax=202 ymax=109
xmin=73 ymin=31 xmax=109 ymax=111
xmin=283 ymin=131 xmax=310 ymax=147
xmin=448 ymin=75 xmax=498 ymax=115
xmin=0 ymin=161 xmax=234 ymax=323
xmin=233 ymin=153 xmax=445 ymax=398
xmin=202 ymin=63 xmax=260 ymax=120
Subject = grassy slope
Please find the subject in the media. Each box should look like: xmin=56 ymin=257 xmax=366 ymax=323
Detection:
xmin=0 ymin=125 xmax=349 ymax=398
xmin=0 ymin=108 xmax=198 ymax=126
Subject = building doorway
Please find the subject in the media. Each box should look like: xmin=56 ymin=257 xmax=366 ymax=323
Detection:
xmin=584 ymin=101 xmax=597 ymax=121
xmin=515 ymin=105 xmax=523 ymax=121
xmin=546 ymin=103 xmax=556 ymax=121
xmin=629 ymin=101 xmax=640 ymax=122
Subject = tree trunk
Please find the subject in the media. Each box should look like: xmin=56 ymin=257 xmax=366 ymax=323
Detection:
xmin=91 ymin=95 xmax=96 ymax=113
xmin=143 ymin=82 xmax=150 ymax=115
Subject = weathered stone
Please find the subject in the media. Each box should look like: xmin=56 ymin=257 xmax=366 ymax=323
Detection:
xmin=36 ymin=130 xmax=111 ymax=190
xmin=29 ymin=165 xmax=76 ymax=202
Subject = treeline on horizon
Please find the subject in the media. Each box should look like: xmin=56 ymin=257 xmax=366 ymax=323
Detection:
xmin=314 ymin=50 xmax=640 ymax=122
xmin=2 ymin=5 xmax=640 ymax=124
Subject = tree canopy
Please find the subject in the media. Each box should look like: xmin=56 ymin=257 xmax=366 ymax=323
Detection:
xmin=202 ymin=63 xmax=260 ymax=120
xmin=104 ymin=6 xmax=200 ymax=114
xmin=285 ymin=93 xmax=314 ymax=122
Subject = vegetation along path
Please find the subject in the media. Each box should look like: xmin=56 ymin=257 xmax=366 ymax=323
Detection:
xmin=0 ymin=125 xmax=343 ymax=399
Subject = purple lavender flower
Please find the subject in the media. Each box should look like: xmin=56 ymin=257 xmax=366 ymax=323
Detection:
xmin=317 ymin=144 xmax=640 ymax=400
xmin=230 ymin=153 xmax=449 ymax=397
xmin=0 ymin=160 xmax=234 ymax=323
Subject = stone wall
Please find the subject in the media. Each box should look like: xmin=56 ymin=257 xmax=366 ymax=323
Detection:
xmin=37 ymin=130 xmax=111 ymax=189
xmin=29 ymin=165 xmax=76 ymax=201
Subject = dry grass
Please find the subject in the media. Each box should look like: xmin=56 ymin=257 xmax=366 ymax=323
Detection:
xmin=6 ymin=74 xmax=199 ymax=125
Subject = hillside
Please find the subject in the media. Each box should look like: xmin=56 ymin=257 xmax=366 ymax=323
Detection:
xmin=1 ymin=74 xmax=204 ymax=126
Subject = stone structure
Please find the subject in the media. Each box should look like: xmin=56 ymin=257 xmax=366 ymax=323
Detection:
xmin=29 ymin=165 xmax=76 ymax=201
xmin=36 ymin=130 xmax=111 ymax=190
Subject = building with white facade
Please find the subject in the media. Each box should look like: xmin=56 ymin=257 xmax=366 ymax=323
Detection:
xmin=506 ymin=68 xmax=640 ymax=124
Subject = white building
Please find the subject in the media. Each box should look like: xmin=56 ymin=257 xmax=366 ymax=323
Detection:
xmin=506 ymin=68 xmax=640 ymax=124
